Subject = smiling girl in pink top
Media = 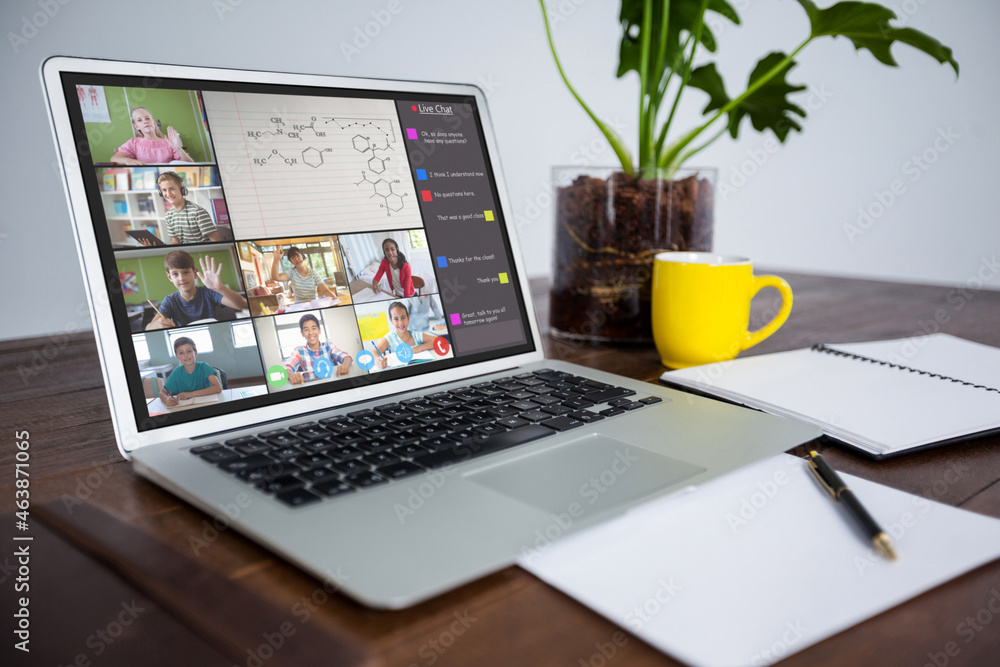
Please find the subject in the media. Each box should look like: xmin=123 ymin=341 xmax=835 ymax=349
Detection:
xmin=110 ymin=106 xmax=194 ymax=165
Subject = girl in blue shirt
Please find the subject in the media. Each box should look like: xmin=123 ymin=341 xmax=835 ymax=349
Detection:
xmin=373 ymin=301 xmax=442 ymax=369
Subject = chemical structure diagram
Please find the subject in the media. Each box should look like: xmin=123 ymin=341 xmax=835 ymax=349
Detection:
xmin=245 ymin=116 xmax=408 ymax=215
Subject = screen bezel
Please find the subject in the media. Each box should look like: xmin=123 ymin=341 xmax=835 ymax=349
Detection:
xmin=41 ymin=56 xmax=545 ymax=456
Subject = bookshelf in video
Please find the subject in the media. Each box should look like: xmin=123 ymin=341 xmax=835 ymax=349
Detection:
xmin=68 ymin=79 xmax=531 ymax=427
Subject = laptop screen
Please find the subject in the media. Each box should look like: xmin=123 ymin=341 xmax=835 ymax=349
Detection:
xmin=59 ymin=73 xmax=535 ymax=432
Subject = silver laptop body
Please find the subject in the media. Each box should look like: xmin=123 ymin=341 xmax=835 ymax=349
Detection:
xmin=42 ymin=56 xmax=819 ymax=609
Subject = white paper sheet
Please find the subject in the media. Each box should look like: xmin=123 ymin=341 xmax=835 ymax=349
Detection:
xmin=518 ymin=454 xmax=1000 ymax=667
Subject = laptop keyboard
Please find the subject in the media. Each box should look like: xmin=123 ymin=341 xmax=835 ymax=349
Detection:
xmin=190 ymin=369 xmax=664 ymax=508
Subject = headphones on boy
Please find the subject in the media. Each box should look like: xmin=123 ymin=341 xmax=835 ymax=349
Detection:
xmin=156 ymin=172 xmax=188 ymax=198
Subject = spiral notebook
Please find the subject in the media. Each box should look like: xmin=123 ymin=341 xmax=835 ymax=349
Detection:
xmin=660 ymin=334 xmax=1000 ymax=458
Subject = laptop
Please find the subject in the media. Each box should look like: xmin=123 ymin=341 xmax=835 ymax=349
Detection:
xmin=41 ymin=56 xmax=819 ymax=609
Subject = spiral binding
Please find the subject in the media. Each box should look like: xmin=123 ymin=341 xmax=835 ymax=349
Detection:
xmin=810 ymin=344 xmax=1000 ymax=394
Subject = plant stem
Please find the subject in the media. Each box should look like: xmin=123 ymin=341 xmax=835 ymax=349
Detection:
xmin=638 ymin=0 xmax=653 ymax=168
xmin=657 ymin=0 xmax=708 ymax=163
xmin=659 ymin=37 xmax=811 ymax=171
xmin=676 ymin=125 xmax=728 ymax=167
xmin=538 ymin=0 xmax=634 ymax=172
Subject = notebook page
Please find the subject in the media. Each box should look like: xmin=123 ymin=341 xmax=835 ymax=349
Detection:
xmin=663 ymin=342 xmax=1000 ymax=452
xmin=829 ymin=334 xmax=1000 ymax=390
xmin=202 ymin=91 xmax=423 ymax=239
xmin=519 ymin=455 xmax=1000 ymax=667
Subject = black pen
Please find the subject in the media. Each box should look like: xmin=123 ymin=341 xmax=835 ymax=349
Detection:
xmin=807 ymin=450 xmax=897 ymax=560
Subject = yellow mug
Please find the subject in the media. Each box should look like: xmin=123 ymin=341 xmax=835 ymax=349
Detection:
xmin=652 ymin=252 xmax=793 ymax=369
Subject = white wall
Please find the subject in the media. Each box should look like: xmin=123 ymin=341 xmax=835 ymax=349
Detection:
xmin=2 ymin=0 xmax=997 ymax=341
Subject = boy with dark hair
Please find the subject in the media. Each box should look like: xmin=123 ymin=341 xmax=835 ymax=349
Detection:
xmin=160 ymin=336 xmax=222 ymax=407
xmin=284 ymin=313 xmax=352 ymax=384
xmin=146 ymin=250 xmax=248 ymax=329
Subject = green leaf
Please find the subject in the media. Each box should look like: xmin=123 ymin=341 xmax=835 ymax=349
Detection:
xmin=617 ymin=0 xmax=740 ymax=80
xmin=794 ymin=0 xmax=958 ymax=75
xmin=690 ymin=54 xmax=807 ymax=142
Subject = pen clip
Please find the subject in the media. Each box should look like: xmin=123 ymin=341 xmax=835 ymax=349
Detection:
xmin=807 ymin=459 xmax=838 ymax=499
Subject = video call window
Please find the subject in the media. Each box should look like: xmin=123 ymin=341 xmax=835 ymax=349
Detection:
xmin=78 ymin=85 xmax=214 ymax=165
xmin=254 ymin=308 xmax=365 ymax=392
xmin=134 ymin=321 xmax=266 ymax=417
xmin=340 ymin=229 xmax=438 ymax=304
xmin=115 ymin=244 xmax=249 ymax=332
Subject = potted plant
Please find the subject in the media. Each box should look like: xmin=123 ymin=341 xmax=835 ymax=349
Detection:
xmin=541 ymin=0 xmax=958 ymax=343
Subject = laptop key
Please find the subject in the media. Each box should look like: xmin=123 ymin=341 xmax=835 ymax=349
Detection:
xmin=294 ymin=426 xmax=331 ymax=442
xmin=363 ymin=452 xmax=401 ymax=467
xmin=235 ymin=442 xmax=271 ymax=455
xmin=382 ymin=431 xmax=422 ymax=447
xmin=562 ymin=398 xmax=595 ymax=410
xmin=599 ymin=407 xmax=626 ymax=417
xmin=200 ymin=448 xmax=239 ymax=463
xmin=541 ymin=404 xmax=573 ymax=416
xmin=328 ymin=432 xmax=366 ymax=446
xmin=531 ymin=395 xmax=563 ymax=406
xmin=218 ymin=454 xmax=272 ymax=473
xmin=288 ymin=421 xmax=320 ymax=432
xmin=518 ymin=410 xmax=550 ymax=422
xmin=608 ymin=397 xmax=634 ymax=407
xmin=496 ymin=417 xmax=530 ymax=429
xmin=422 ymin=436 xmax=458 ymax=451
xmin=191 ymin=442 xmax=223 ymax=454
xmin=620 ymin=401 xmax=644 ymax=411
xmin=487 ymin=406 xmax=519 ymax=418
xmin=296 ymin=453 xmax=333 ymax=469
xmin=266 ymin=434 xmax=305 ymax=448
xmin=584 ymin=387 xmax=636 ymax=403
xmin=540 ymin=416 xmax=587 ymax=431
xmin=347 ymin=470 xmax=389 ymax=487
xmin=569 ymin=410 xmax=605 ymax=423
xmin=639 ymin=396 xmax=664 ymax=405
xmin=357 ymin=440 xmax=393 ymax=454
xmin=377 ymin=461 xmax=426 ymax=479
xmin=221 ymin=436 xmax=256 ymax=448
xmin=258 ymin=429 xmax=289 ymax=439
xmin=257 ymin=475 xmax=304 ymax=494
xmin=327 ymin=445 xmax=364 ymax=461
xmin=271 ymin=446 xmax=305 ymax=460
xmin=506 ymin=389 xmax=535 ymax=400
xmin=312 ymin=479 xmax=357 ymax=497
xmin=275 ymin=487 xmax=322 ymax=508
xmin=329 ymin=459 xmax=370 ymax=475
xmin=299 ymin=466 xmax=340 ymax=484
xmin=393 ymin=443 xmax=430 ymax=457
xmin=474 ymin=423 xmax=508 ymax=436
xmin=318 ymin=418 xmax=358 ymax=434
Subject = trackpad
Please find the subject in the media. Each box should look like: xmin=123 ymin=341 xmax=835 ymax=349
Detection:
xmin=467 ymin=434 xmax=705 ymax=518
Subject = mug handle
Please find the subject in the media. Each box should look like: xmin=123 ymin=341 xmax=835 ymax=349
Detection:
xmin=742 ymin=275 xmax=793 ymax=351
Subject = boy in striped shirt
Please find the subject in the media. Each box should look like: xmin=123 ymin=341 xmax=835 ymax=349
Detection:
xmin=158 ymin=172 xmax=222 ymax=245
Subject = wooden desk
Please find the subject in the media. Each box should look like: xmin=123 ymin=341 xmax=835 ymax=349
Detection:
xmin=2 ymin=272 xmax=1000 ymax=666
